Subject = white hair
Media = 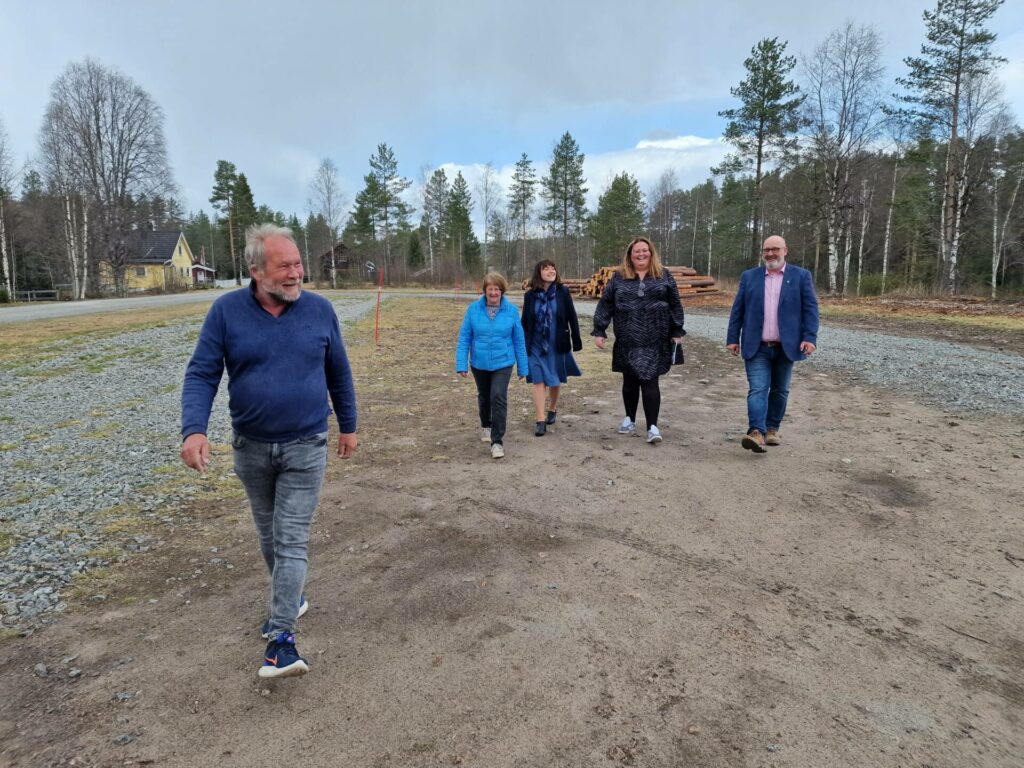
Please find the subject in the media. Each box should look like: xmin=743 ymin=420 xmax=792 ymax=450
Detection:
xmin=245 ymin=223 xmax=296 ymax=270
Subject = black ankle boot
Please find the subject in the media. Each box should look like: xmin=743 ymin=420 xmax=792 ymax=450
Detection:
xmin=534 ymin=421 xmax=546 ymax=436
xmin=546 ymin=410 xmax=557 ymax=425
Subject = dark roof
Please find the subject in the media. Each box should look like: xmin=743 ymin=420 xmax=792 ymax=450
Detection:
xmin=131 ymin=231 xmax=183 ymax=264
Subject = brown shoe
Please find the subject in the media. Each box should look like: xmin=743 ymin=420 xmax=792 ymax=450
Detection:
xmin=765 ymin=429 xmax=781 ymax=446
xmin=741 ymin=430 xmax=767 ymax=453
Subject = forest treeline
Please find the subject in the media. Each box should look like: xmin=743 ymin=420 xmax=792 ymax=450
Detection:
xmin=0 ymin=0 xmax=1019 ymax=300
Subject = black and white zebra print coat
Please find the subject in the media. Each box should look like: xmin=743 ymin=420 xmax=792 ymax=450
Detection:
xmin=592 ymin=271 xmax=686 ymax=380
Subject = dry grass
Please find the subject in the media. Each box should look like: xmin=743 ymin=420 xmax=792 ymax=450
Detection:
xmin=0 ymin=304 xmax=210 ymax=365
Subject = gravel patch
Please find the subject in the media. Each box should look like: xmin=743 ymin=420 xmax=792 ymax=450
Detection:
xmin=0 ymin=296 xmax=378 ymax=632
xmin=574 ymin=304 xmax=1022 ymax=414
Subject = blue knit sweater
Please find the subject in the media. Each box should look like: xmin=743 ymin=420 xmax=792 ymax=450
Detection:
xmin=181 ymin=285 xmax=357 ymax=442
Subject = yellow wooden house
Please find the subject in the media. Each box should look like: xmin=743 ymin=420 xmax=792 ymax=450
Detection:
xmin=103 ymin=231 xmax=214 ymax=292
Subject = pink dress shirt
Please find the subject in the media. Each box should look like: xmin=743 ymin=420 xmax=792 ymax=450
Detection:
xmin=762 ymin=264 xmax=786 ymax=342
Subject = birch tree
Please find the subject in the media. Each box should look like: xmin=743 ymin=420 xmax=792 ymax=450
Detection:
xmin=802 ymin=22 xmax=887 ymax=293
xmin=38 ymin=58 xmax=175 ymax=294
xmin=0 ymin=117 xmax=14 ymax=298
xmin=475 ymin=162 xmax=501 ymax=266
xmin=308 ymin=158 xmax=348 ymax=287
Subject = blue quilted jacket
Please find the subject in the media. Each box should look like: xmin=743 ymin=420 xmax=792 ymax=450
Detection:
xmin=455 ymin=296 xmax=529 ymax=375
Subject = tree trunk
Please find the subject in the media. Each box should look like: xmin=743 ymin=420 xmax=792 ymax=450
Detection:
xmin=856 ymin=179 xmax=872 ymax=297
xmin=993 ymin=162 xmax=1023 ymax=299
xmin=882 ymin=158 xmax=898 ymax=295
xmin=81 ymin=203 xmax=89 ymax=299
xmin=0 ymin=196 xmax=10 ymax=297
xmin=63 ymin=195 xmax=80 ymax=300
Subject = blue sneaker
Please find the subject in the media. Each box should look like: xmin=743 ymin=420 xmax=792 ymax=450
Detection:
xmin=260 ymin=595 xmax=309 ymax=639
xmin=258 ymin=632 xmax=309 ymax=678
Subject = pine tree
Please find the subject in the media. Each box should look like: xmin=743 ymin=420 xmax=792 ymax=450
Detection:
xmin=587 ymin=173 xmax=645 ymax=266
xmin=446 ymin=171 xmax=480 ymax=273
xmin=895 ymin=0 xmax=1007 ymax=292
xmin=233 ymin=173 xmax=258 ymax=269
xmin=714 ymin=38 xmax=803 ymax=262
xmin=209 ymin=160 xmax=240 ymax=283
xmin=368 ymin=143 xmax=413 ymax=281
xmin=508 ymin=153 xmax=536 ymax=274
xmin=540 ymin=131 xmax=588 ymax=244
xmin=421 ymin=168 xmax=450 ymax=281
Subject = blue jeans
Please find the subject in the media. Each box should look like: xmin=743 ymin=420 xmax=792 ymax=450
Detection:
xmin=744 ymin=343 xmax=794 ymax=435
xmin=232 ymin=431 xmax=328 ymax=637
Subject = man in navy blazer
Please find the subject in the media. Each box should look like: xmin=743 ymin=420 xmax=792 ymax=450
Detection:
xmin=726 ymin=235 xmax=819 ymax=453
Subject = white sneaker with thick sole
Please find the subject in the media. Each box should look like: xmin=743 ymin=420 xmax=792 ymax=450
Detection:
xmin=618 ymin=417 xmax=636 ymax=434
xmin=491 ymin=443 xmax=505 ymax=459
xmin=646 ymin=425 xmax=662 ymax=444
xmin=480 ymin=428 xmax=491 ymax=443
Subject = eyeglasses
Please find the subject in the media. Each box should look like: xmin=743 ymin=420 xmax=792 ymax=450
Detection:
xmin=762 ymin=247 xmax=783 ymax=254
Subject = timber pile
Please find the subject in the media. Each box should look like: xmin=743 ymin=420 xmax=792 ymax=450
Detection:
xmin=571 ymin=265 xmax=719 ymax=298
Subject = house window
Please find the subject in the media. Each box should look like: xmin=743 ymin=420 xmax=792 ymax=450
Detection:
xmin=135 ymin=267 xmax=146 ymax=277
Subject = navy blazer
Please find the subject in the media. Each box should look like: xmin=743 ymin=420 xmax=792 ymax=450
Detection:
xmin=726 ymin=264 xmax=819 ymax=361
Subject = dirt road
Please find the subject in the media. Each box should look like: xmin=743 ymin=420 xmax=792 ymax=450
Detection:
xmin=2 ymin=299 xmax=1022 ymax=767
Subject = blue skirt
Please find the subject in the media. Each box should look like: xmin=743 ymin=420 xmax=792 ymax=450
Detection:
xmin=527 ymin=346 xmax=581 ymax=386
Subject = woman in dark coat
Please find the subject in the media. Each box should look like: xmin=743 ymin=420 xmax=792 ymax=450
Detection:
xmin=522 ymin=260 xmax=582 ymax=436
xmin=592 ymin=237 xmax=685 ymax=444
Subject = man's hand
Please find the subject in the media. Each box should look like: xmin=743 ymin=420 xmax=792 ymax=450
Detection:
xmin=800 ymin=341 xmax=816 ymax=355
xmin=337 ymin=432 xmax=358 ymax=459
xmin=594 ymin=337 xmax=606 ymax=350
xmin=181 ymin=433 xmax=211 ymax=473
xmin=726 ymin=343 xmax=740 ymax=356
xmin=458 ymin=371 xmax=468 ymax=378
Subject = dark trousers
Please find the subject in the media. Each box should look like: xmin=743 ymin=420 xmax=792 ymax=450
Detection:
xmin=471 ymin=365 xmax=513 ymax=445
xmin=622 ymin=371 xmax=661 ymax=428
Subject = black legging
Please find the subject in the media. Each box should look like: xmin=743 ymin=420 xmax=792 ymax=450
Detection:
xmin=622 ymin=370 xmax=660 ymax=428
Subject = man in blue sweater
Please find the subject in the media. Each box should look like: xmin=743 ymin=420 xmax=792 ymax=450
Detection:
xmin=181 ymin=224 xmax=357 ymax=678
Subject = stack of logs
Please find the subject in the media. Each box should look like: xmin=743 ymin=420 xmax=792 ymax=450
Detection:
xmin=524 ymin=266 xmax=718 ymax=298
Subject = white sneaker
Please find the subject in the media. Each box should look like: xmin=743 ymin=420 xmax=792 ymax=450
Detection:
xmin=646 ymin=425 xmax=662 ymax=444
xmin=491 ymin=443 xmax=505 ymax=459
xmin=618 ymin=417 xmax=636 ymax=434
xmin=480 ymin=427 xmax=491 ymax=443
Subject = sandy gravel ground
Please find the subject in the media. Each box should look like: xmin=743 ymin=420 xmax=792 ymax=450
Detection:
xmin=1 ymin=299 xmax=1021 ymax=768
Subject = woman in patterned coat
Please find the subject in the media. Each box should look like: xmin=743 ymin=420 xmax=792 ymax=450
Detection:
xmin=592 ymin=237 xmax=685 ymax=444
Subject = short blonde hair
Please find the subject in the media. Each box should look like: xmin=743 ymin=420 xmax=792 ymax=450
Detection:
xmin=481 ymin=272 xmax=508 ymax=294
xmin=621 ymin=236 xmax=664 ymax=279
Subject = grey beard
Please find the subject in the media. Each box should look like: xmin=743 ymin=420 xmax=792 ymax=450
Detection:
xmin=268 ymin=286 xmax=301 ymax=303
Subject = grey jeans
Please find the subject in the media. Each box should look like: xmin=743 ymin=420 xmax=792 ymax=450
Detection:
xmin=232 ymin=431 xmax=328 ymax=637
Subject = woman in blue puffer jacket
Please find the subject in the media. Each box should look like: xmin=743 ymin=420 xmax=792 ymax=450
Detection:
xmin=456 ymin=272 xmax=529 ymax=459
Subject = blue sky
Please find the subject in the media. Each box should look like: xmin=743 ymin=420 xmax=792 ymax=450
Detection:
xmin=2 ymin=0 xmax=1022 ymax=228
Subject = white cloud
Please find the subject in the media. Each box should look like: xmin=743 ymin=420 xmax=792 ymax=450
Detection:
xmin=421 ymin=135 xmax=728 ymax=236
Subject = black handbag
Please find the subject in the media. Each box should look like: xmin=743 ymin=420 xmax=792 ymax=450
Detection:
xmin=671 ymin=341 xmax=685 ymax=365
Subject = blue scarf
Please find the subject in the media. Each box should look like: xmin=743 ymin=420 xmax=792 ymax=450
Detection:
xmin=534 ymin=284 xmax=557 ymax=354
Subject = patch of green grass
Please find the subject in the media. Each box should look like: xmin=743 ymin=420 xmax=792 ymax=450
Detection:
xmin=0 ymin=444 xmax=16 ymax=452
xmin=24 ymin=432 xmax=48 ymax=442
xmin=156 ymin=383 xmax=179 ymax=394
xmin=67 ymin=568 xmax=116 ymax=600
xmin=118 ymin=397 xmax=146 ymax=408
xmin=152 ymin=464 xmax=182 ymax=476
xmin=0 ymin=530 xmax=17 ymax=552
xmin=82 ymin=423 xmax=122 ymax=439
xmin=54 ymin=418 xmax=82 ymax=429
xmin=0 ymin=415 xmax=15 ymax=423
xmin=13 ymin=366 xmax=75 ymax=379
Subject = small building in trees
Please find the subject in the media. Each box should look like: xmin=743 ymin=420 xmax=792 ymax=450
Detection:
xmin=99 ymin=231 xmax=207 ymax=293
xmin=315 ymin=240 xmax=351 ymax=283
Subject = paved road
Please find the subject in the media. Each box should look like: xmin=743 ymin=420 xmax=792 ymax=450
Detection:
xmin=0 ymin=288 xmax=488 ymax=324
